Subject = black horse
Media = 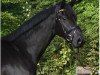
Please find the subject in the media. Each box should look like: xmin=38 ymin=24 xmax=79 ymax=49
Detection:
xmin=1 ymin=0 xmax=84 ymax=75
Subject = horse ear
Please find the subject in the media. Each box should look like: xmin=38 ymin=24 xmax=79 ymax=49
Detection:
xmin=55 ymin=5 xmax=61 ymax=13
xmin=69 ymin=0 xmax=83 ymax=7
xmin=55 ymin=0 xmax=66 ymax=12
xmin=61 ymin=0 xmax=66 ymax=9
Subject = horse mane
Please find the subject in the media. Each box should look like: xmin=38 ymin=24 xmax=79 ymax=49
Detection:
xmin=3 ymin=3 xmax=59 ymax=41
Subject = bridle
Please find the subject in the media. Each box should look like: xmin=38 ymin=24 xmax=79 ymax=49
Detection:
xmin=56 ymin=9 xmax=81 ymax=42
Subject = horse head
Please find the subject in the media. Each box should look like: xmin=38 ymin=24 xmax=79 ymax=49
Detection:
xmin=55 ymin=0 xmax=84 ymax=48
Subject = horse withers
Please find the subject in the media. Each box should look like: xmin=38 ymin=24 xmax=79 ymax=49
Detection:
xmin=1 ymin=0 xmax=84 ymax=75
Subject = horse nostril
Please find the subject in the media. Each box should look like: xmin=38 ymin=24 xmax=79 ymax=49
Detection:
xmin=77 ymin=38 xmax=82 ymax=45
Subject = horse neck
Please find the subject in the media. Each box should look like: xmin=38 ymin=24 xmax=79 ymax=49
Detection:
xmin=13 ymin=13 xmax=56 ymax=64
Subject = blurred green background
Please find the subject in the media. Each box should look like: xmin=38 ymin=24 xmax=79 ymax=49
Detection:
xmin=1 ymin=0 xmax=99 ymax=75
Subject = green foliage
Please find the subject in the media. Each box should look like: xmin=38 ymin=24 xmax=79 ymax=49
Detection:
xmin=74 ymin=0 xmax=99 ymax=74
xmin=1 ymin=0 xmax=32 ymax=36
xmin=37 ymin=36 xmax=76 ymax=75
xmin=1 ymin=12 xmax=20 ymax=36
xmin=1 ymin=0 xmax=99 ymax=75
